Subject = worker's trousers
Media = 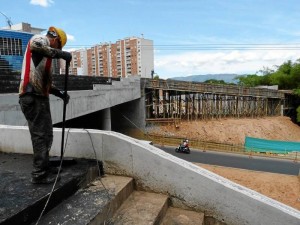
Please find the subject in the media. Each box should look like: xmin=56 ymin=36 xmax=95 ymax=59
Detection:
xmin=19 ymin=93 xmax=53 ymax=179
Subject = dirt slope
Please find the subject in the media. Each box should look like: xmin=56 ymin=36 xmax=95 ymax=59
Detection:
xmin=198 ymin=164 xmax=300 ymax=211
xmin=147 ymin=116 xmax=300 ymax=145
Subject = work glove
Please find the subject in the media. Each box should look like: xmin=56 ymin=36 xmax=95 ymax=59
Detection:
xmin=62 ymin=91 xmax=70 ymax=104
xmin=57 ymin=50 xmax=72 ymax=63
xmin=50 ymin=88 xmax=70 ymax=104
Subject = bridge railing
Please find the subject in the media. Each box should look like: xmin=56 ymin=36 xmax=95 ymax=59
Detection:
xmin=141 ymin=78 xmax=285 ymax=99
xmin=0 ymin=73 xmax=120 ymax=93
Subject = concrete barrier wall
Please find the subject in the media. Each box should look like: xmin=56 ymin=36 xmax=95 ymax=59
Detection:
xmin=0 ymin=74 xmax=120 ymax=94
xmin=0 ymin=125 xmax=299 ymax=225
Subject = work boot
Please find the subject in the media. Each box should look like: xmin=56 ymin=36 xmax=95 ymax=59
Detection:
xmin=48 ymin=166 xmax=62 ymax=174
xmin=31 ymin=174 xmax=61 ymax=184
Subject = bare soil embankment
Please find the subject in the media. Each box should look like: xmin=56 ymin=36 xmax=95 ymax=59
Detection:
xmin=146 ymin=116 xmax=300 ymax=210
xmin=146 ymin=116 xmax=300 ymax=145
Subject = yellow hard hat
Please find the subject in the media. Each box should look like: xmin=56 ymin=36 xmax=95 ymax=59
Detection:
xmin=48 ymin=26 xmax=67 ymax=49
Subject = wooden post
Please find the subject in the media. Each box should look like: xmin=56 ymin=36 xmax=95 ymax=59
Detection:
xmin=294 ymin=152 xmax=298 ymax=163
xmin=249 ymin=149 xmax=253 ymax=158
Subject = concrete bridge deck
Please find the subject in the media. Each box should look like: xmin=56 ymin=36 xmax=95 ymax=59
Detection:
xmin=0 ymin=76 xmax=144 ymax=129
xmin=0 ymin=75 xmax=291 ymax=128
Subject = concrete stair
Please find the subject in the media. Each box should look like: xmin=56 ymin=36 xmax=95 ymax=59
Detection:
xmin=0 ymin=154 xmax=206 ymax=225
xmin=161 ymin=207 xmax=205 ymax=225
xmin=32 ymin=174 xmax=205 ymax=225
xmin=109 ymin=191 xmax=169 ymax=224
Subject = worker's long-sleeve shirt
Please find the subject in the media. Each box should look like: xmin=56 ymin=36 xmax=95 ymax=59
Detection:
xmin=19 ymin=35 xmax=62 ymax=97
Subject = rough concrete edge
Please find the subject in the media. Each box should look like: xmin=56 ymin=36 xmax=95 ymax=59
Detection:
xmin=88 ymin=176 xmax=135 ymax=225
xmin=122 ymin=134 xmax=300 ymax=216
xmin=62 ymin=128 xmax=300 ymax=225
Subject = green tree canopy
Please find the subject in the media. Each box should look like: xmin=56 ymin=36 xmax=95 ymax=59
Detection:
xmin=233 ymin=59 xmax=300 ymax=122
xmin=203 ymin=79 xmax=227 ymax=84
xmin=235 ymin=59 xmax=300 ymax=91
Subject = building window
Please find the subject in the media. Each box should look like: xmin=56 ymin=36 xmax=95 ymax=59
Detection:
xmin=0 ymin=37 xmax=23 ymax=56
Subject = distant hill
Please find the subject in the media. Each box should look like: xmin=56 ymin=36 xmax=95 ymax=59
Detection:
xmin=167 ymin=74 xmax=243 ymax=84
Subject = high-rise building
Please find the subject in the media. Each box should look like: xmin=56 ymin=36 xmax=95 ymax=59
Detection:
xmin=69 ymin=36 xmax=154 ymax=78
xmin=61 ymin=49 xmax=88 ymax=75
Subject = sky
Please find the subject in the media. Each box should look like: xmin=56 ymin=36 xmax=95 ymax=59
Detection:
xmin=1 ymin=0 xmax=300 ymax=79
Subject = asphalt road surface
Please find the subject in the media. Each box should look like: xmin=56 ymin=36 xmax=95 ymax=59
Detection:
xmin=158 ymin=145 xmax=300 ymax=176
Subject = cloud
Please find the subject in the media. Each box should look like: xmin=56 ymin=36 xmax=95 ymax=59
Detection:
xmin=30 ymin=0 xmax=54 ymax=7
xmin=155 ymin=49 xmax=300 ymax=79
xmin=67 ymin=34 xmax=75 ymax=42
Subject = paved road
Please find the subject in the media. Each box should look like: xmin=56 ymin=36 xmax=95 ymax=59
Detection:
xmin=158 ymin=146 xmax=300 ymax=175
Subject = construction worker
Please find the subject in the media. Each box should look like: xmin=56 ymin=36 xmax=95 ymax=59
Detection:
xmin=19 ymin=26 xmax=72 ymax=184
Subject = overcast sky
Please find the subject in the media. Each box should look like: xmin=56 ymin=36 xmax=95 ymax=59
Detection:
xmin=1 ymin=0 xmax=300 ymax=78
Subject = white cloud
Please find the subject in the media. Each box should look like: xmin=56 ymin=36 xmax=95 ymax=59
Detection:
xmin=30 ymin=0 xmax=54 ymax=7
xmin=67 ymin=34 xmax=75 ymax=42
xmin=155 ymin=49 xmax=300 ymax=79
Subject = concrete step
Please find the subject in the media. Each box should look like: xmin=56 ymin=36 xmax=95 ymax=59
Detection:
xmin=32 ymin=175 xmax=134 ymax=225
xmin=160 ymin=207 xmax=205 ymax=225
xmin=109 ymin=191 xmax=169 ymax=225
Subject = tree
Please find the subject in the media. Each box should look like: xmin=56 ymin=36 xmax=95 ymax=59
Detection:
xmin=257 ymin=66 xmax=274 ymax=76
xmin=233 ymin=59 xmax=300 ymax=122
xmin=234 ymin=59 xmax=300 ymax=90
xmin=235 ymin=74 xmax=264 ymax=87
xmin=153 ymin=74 xmax=159 ymax=80
xmin=203 ymin=79 xmax=227 ymax=84
xmin=296 ymin=106 xmax=300 ymax=122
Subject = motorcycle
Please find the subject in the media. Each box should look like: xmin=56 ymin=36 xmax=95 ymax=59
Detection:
xmin=175 ymin=143 xmax=191 ymax=154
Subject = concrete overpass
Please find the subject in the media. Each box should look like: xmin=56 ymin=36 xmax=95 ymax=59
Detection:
xmin=0 ymin=76 xmax=145 ymax=130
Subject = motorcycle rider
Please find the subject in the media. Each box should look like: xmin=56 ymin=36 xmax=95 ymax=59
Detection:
xmin=175 ymin=138 xmax=190 ymax=153
xmin=183 ymin=139 xmax=189 ymax=148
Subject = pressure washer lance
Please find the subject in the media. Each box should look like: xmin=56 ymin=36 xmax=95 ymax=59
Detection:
xmin=60 ymin=62 xmax=69 ymax=160
xmin=50 ymin=61 xmax=75 ymax=166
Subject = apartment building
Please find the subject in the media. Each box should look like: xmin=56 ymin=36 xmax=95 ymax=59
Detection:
xmin=69 ymin=36 xmax=154 ymax=78
xmin=61 ymin=49 xmax=88 ymax=75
